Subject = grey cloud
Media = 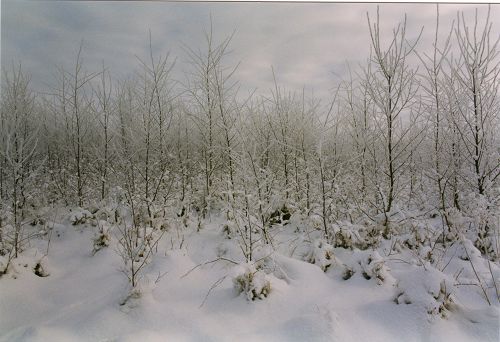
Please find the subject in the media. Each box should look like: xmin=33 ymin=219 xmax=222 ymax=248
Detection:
xmin=2 ymin=1 xmax=498 ymax=101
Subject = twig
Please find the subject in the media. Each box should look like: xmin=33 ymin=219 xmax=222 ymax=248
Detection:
xmin=45 ymin=208 xmax=59 ymax=257
xmin=487 ymin=260 xmax=500 ymax=303
xmin=155 ymin=270 xmax=169 ymax=284
xmin=463 ymin=242 xmax=491 ymax=306
xmin=453 ymin=267 xmax=464 ymax=281
xmin=387 ymin=258 xmax=414 ymax=265
xmin=180 ymin=257 xmax=238 ymax=279
xmin=440 ymin=243 xmax=458 ymax=272
xmin=253 ymin=251 xmax=275 ymax=265
xmin=199 ymin=275 xmax=227 ymax=308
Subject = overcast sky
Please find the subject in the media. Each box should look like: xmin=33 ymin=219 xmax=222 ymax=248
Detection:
xmin=2 ymin=1 xmax=499 ymax=100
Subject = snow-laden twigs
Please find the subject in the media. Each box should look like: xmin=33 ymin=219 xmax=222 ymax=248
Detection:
xmin=116 ymin=221 xmax=165 ymax=288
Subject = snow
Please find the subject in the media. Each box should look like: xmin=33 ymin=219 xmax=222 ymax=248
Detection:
xmin=1 ymin=208 xmax=499 ymax=342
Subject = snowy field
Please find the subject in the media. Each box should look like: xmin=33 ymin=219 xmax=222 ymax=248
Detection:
xmin=1 ymin=206 xmax=498 ymax=342
xmin=1 ymin=3 xmax=499 ymax=342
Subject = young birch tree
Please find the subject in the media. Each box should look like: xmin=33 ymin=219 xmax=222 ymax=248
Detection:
xmin=366 ymin=9 xmax=422 ymax=233
xmin=93 ymin=62 xmax=114 ymax=201
xmin=1 ymin=65 xmax=38 ymax=258
xmin=449 ymin=7 xmax=499 ymax=197
xmin=416 ymin=5 xmax=454 ymax=211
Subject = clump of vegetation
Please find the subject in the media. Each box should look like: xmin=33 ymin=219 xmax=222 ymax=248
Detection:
xmin=92 ymin=220 xmax=112 ymax=255
xmin=474 ymin=228 xmax=498 ymax=261
xmin=334 ymin=228 xmax=354 ymax=249
xmin=359 ymin=252 xmax=393 ymax=285
xmin=70 ymin=209 xmax=92 ymax=226
xmin=221 ymin=223 xmax=234 ymax=240
xmin=116 ymin=220 xmax=165 ymax=289
xmin=268 ymin=205 xmax=291 ymax=226
xmin=93 ymin=231 xmax=111 ymax=255
xmin=427 ymin=280 xmax=457 ymax=319
xmin=304 ymin=239 xmax=335 ymax=272
xmin=357 ymin=225 xmax=383 ymax=250
xmin=342 ymin=266 xmax=355 ymax=280
xmin=233 ymin=263 xmax=271 ymax=301
xmin=33 ymin=258 xmax=50 ymax=277
xmin=394 ymin=292 xmax=413 ymax=305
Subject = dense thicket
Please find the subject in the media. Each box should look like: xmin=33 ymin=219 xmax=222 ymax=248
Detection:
xmin=1 ymin=8 xmax=499 ymax=265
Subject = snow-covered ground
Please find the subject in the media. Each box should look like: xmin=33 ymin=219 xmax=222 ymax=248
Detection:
xmin=1 ymin=208 xmax=499 ymax=342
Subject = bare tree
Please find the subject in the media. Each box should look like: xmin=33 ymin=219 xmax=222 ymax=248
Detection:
xmin=0 ymin=64 xmax=38 ymax=258
xmin=266 ymin=70 xmax=293 ymax=202
xmin=93 ymin=62 xmax=114 ymax=201
xmin=343 ymin=64 xmax=375 ymax=204
xmin=416 ymin=5 xmax=454 ymax=212
xmin=184 ymin=23 xmax=235 ymax=215
xmin=449 ymin=7 xmax=500 ymax=197
xmin=315 ymin=89 xmax=341 ymax=240
xmin=55 ymin=42 xmax=98 ymax=206
xmin=133 ymin=33 xmax=176 ymax=223
xmin=366 ymin=8 xmax=423 ymax=232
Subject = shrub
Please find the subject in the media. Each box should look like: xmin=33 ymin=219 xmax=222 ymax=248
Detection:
xmin=70 ymin=208 xmax=92 ymax=225
xmin=233 ymin=263 xmax=271 ymax=301
xmin=359 ymin=251 xmax=393 ymax=285
xmin=427 ymin=280 xmax=456 ymax=319
xmin=33 ymin=258 xmax=50 ymax=277
xmin=304 ymin=239 xmax=335 ymax=272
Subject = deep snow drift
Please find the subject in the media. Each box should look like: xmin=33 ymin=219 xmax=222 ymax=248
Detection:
xmin=1 ymin=206 xmax=499 ymax=342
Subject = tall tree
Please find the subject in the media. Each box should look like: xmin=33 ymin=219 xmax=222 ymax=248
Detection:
xmin=366 ymin=8 xmax=422 ymax=232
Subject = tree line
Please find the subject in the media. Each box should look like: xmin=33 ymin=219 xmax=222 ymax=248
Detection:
xmin=1 ymin=7 xmax=499 ymax=263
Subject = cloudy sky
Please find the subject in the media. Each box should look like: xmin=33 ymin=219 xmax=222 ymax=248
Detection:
xmin=2 ymin=1 xmax=499 ymax=100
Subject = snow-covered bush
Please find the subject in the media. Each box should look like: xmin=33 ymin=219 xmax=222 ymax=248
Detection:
xmin=286 ymin=210 xmax=299 ymax=227
xmin=0 ymin=217 xmax=40 ymax=261
xmin=474 ymin=232 xmax=497 ymax=261
xmin=403 ymin=223 xmax=432 ymax=250
xmin=357 ymin=224 xmax=382 ymax=250
xmin=221 ymin=222 xmax=235 ymax=240
xmin=93 ymin=232 xmax=110 ymax=253
xmin=304 ymin=239 xmax=335 ymax=272
xmin=267 ymin=201 xmax=291 ymax=226
xmin=92 ymin=207 xmax=111 ymax=223
xmin=33 ymin=257 xmax=50 ymax=277
xmin=334 ymin=228 xmax=354 ymax=249
xmin=252 ymin=245 xmax=291 ymax=283
xmin=441 ymin=193 xmax=499 ymax=260
xmin=134 ymin=205 xmax=152 ymax=228
xmin=462 ymin=193 xmax=496 ymax=229
xmin=70 ymin=208 xmax=92 ymax=226
xmin=419 ymin=245 xmax=434 ymax=263
xmin=115 ymin=222 xmax=164 ymax=288
xmin=92 ymin=221 xmax=111 ymax=255
xmin=395 ymin=265 xmax=459 ymax=320
xmin=359 ymin=251 xmax=394 ymax=285
xmin=233 ymin=263 xmax=271 ymax=301
xmin=342 ymin=266 xmax=355 ymax=280
xmin=333 ymin=221 xmax=363 ymax=249
xmin=464 ymin=194 xmax=499 ymax=260
xmin=458 ymin=238 xmax=482 ymax=261
xmin=427 ymin=280 xmax=457 ymax=319
xmin=444 ymin=207 xmax=466 ymax=232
